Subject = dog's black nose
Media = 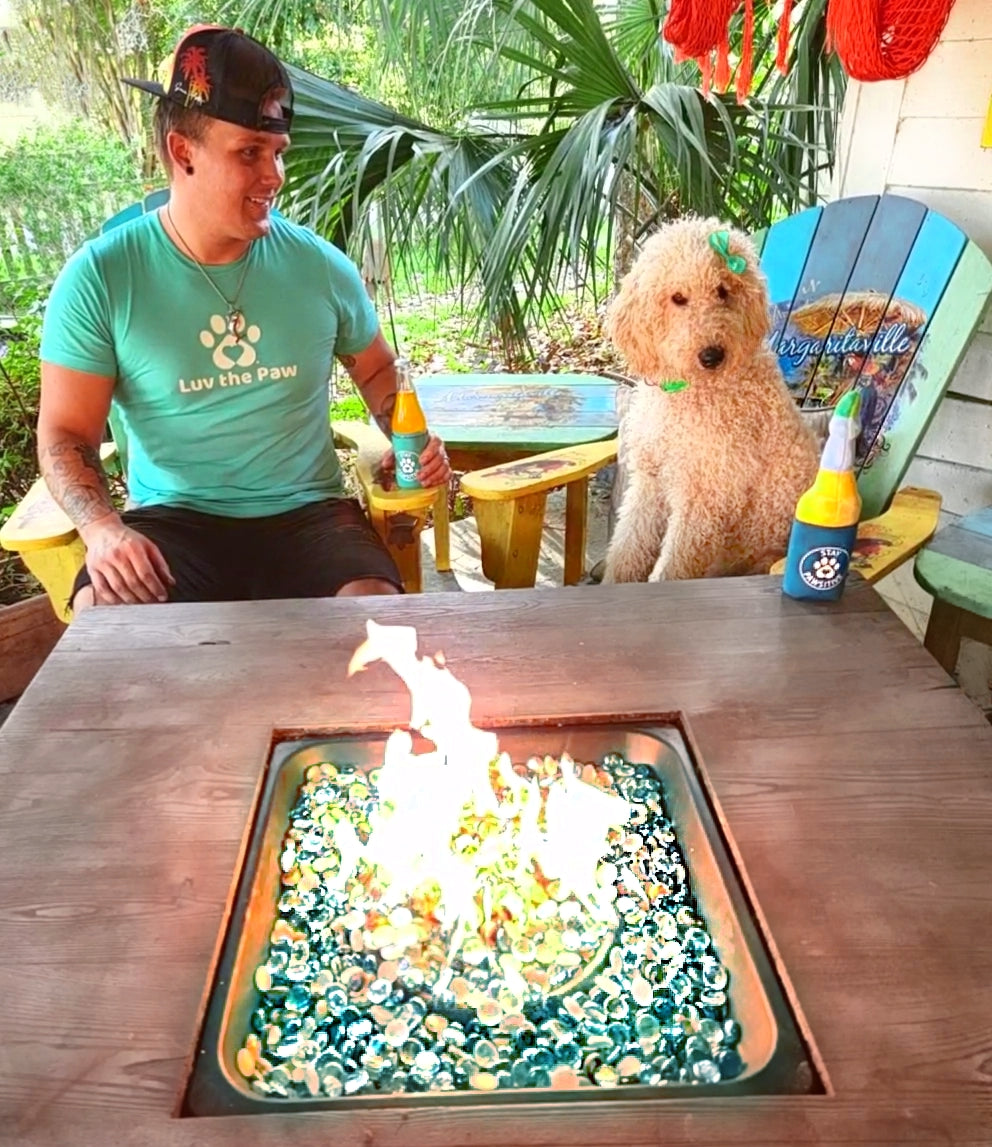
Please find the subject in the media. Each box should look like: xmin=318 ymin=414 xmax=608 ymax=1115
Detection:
xmin=698 ymin=345 xmax=726 ymax=369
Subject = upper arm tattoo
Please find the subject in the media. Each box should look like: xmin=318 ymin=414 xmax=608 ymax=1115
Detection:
xmin=40 ymin=440 xmax=115 ymax=528
xmin=341 ymin=353 xmax=398 ymax=439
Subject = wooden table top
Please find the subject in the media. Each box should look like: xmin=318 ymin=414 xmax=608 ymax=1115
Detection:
xmin=1 ymin=576 xmax=990 ymax=1146
xmin=416 ymin=372 xmax=618 ymax=454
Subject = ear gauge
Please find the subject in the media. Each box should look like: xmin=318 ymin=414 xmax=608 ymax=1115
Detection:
xmin=185 ymin=165 xmax=194 ymax=175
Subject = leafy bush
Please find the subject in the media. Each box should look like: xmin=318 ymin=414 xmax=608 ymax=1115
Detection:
xmin=0 ymin=119 xmax=143 ymax=535
xmin=0 ymin=288 xmax=44 ymax=524
xmin=0 ymin=121 xmax=144 ymax=291
xmin=0 ymin=120 xmax=142 ymax=203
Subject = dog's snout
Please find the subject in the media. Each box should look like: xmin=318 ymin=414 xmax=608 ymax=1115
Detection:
xmin=698 ymin=344 xmax=726 ymax=370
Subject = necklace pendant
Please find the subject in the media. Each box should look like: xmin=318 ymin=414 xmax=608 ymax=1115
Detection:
xmin=227 ymin=309 xmax=246 ymax=341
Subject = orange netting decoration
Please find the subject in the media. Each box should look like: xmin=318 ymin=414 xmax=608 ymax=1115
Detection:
xmin=662 ymin=0 xmax=794 ymax=103
xmin=826 ymin=0 xmax=957 ymax=82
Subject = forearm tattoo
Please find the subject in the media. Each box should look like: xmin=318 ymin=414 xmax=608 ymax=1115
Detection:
xmin=375 ymin=394 xmax=396 ymax=440
xmin=40 ymin=440 xmax=115 ymax=528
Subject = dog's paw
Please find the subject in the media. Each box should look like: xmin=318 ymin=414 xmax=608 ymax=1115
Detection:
xmin=602 ymin=557 xmax=645 ymax=584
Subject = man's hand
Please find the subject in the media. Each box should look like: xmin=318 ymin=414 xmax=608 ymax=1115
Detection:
xmin=80 ymin=516 xmax=176 ymax=605
xmin=416 ymin=433 xmax=451 ymax=489
xmin=377 ymin=433 xmax=451 ymax=490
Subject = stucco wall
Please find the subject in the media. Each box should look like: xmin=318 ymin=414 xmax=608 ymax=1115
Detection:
xmin=832 ymin=0 xmax=992 ymax=520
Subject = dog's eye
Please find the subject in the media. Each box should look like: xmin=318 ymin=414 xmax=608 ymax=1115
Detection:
xmin=717 ymin=284 xmax=730 ymax=301
xmin=671 ymin=292 xmax=688 ymax=306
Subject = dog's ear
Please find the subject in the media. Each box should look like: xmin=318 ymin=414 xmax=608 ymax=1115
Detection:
xmin=605 ymin=267 xmax=663 ymax=379
xmin=726 ymin=229 xmax=772 ymax=345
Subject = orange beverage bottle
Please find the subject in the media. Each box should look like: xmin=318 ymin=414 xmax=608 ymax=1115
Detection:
xmin=391 ymin=359 xmax=429 ymax=489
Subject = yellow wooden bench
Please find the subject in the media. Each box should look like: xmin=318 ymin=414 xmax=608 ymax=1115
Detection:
xmin=459 ymin=438 xmax=617 ymax=589
xmin=460 ymin=437 xmax=940 ymax=591
xmin=331 ymin=420 xmax=450 ymax=594
xmin=0 ymin=443 xmax=120 ymax=621
xmin=0 ymin=423 xmax=449 ymax=620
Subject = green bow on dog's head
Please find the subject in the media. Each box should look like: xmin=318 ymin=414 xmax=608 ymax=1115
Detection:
xmin=708 ymin=229 xmax=747 ymax=274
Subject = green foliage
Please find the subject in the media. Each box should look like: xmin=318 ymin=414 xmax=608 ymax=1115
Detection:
xmin=3 ymin=0 xmax=233 ymax=173
xmin=0 ymin=120 xmax=142 ymax=204
xmin=0 ymin=120 xmax=142 ymax=530
xmin=0 ymin=122 xmax=144 ymax=296
xmin=0 ymin=290 xmax=44 ymax=524
xmin=328 ymin=392 xmax=368 ymax=422
xmin=266 ymin=0 xmax=845 ymax=359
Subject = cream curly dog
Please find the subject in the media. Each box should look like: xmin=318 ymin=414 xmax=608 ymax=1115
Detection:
xmin=603 ymin=216 xmax=820 ymax=583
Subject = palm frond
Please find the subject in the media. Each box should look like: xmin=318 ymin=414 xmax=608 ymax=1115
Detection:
xmin=277 ymin=0 xmax=844 ymax=356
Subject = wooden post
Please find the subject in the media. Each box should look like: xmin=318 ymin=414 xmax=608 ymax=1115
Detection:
xmin=473 ymin=494 xmax=547 ymax=589
xmin=433 ymin=486 xmax=451 ymax=573
xmin=923 ymin=597 xmax=964 ymax=675
xmin=0 ymin=595 xmax=66 ymax=702
xmin=563 ymin=477 xmax=589 ymax=586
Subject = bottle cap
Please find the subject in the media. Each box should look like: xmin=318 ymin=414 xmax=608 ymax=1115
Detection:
xmin=836 ymin=389 xmax=861 ymax=420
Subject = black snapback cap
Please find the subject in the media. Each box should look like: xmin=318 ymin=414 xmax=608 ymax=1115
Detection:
xmin=123 ymin=24 xmax=293 ymax=133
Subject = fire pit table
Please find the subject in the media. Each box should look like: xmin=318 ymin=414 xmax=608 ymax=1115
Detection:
xmin=0 ymin=576 xmax=990 ymax=1146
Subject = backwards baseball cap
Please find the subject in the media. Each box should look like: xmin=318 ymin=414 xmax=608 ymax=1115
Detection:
xmin=123 ymin=24 xmax=293 ymax=133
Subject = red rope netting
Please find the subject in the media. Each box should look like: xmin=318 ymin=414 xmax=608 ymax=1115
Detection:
xmin=662 ymin=0 xmax=955 ymax=101
xmin=826 ymin=0 xmax=957 ymax=82
xmin=662 ymin=0 xmax=793 ymax=103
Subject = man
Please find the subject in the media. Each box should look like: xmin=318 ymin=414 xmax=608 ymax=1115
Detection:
xmin=37 ymin=24 xmax=450 ymax=612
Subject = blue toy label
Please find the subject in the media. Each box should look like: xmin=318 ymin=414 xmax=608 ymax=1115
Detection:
xmin=392 ymin=430 xmax=428 ymax=489
xmin=782 ymin=521 xmax=858 ymax=601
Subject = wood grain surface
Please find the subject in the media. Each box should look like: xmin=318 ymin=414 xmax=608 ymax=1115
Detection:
xmin=0 ymin=576 xmax=990 ymax=1146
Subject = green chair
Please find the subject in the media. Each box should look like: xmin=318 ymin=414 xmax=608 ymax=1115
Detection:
xmin=914 ymin=507 xmax=992 ymax=675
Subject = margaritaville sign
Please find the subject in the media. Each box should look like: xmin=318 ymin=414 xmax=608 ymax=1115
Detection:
xmin=772 ymin=320 xmax=916 ymax=370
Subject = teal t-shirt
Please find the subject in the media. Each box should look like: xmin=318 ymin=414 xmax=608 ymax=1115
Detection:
xmin=41 ymin=212 xmax=379 ymax=517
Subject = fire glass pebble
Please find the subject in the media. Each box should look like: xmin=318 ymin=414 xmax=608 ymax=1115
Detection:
xmin=237 ymin=752 xmax=745 ymax=1097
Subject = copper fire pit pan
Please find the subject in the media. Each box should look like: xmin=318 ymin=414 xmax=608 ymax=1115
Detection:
xmin=182 ymin=724 xmax=821 ymax=1116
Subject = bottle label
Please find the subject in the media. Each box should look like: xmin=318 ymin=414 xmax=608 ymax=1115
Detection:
xmin=392 ymin=430 xmax=428 ymax=489
xmin=797 ymin=543 xmax=849 ymax=591
xmin=782 ymin=521 xmax=858 ymax=601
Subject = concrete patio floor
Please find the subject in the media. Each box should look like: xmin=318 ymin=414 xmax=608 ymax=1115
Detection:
xmin=418 ymin=481 xmax=613 ymax=594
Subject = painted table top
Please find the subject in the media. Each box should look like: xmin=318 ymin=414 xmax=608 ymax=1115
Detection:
xmin=915 ymin=504 xmax=992 ymax=618
xmin=415 ymin=372 xmax=619 ymax=452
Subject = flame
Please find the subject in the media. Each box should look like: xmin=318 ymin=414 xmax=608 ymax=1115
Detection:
xmin=346 ymin=621 xmax=631 ymax=971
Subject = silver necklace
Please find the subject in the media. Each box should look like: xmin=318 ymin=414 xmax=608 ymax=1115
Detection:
xmin=166 ymin=205 xmax=252 ymax=341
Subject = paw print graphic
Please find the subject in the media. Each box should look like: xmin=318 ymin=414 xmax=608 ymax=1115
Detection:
xmin=199 ymin=314 xmax=261 ymax=369
xmin=812 ymin=554 xmax=842 ymax=582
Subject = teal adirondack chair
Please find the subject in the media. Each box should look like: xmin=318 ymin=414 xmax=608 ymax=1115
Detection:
xmin=461 ymin=193 xmax=992 ymax=589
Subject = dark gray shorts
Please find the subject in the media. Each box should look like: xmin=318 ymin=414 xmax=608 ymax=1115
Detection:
xmin=70 ymin=497 xmax=403 ymax=604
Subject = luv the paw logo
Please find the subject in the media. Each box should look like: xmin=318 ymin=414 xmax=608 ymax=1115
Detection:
xmin=200 ymin=314 xmax=261 ymax=369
